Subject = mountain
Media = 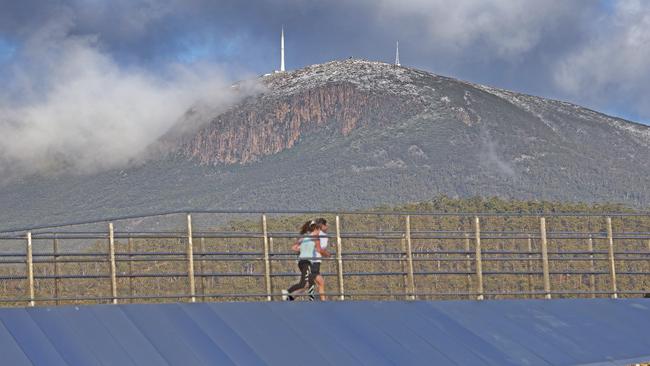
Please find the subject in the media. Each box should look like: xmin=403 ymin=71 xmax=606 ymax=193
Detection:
xmin=1 ymin=59 xmax=649 ymax=230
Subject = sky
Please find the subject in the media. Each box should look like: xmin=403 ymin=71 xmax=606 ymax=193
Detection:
xmin=0 ymin=0 xmax=649 ymax=178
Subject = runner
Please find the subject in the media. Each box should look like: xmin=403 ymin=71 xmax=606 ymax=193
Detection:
xmin=282 ymin=220 xmax=330 ymax=301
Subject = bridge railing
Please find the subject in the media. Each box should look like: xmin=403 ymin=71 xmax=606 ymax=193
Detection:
xmin=0 ymin=210 xmax=649 ymax=306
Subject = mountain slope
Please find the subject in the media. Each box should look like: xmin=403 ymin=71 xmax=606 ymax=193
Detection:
xmin=1 ymin=59 xmax=649 ymax=229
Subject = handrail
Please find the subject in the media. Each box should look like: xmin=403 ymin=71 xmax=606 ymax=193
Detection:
xmin=1 ymin=211 xmax=650 ymax=307
xmin=2 ymin=208 xmax=650 ymax=234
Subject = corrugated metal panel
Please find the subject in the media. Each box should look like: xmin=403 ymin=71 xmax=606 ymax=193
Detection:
xmin=0 ymin=316 xmax=32 ymax=366
xmin=0 ymin=299 xmax=649 ymax=366
xmin=0 ymin=308 xmax=68 ymax=366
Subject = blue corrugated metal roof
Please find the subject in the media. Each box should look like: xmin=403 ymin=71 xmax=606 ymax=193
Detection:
xmin=0 ymin=299 xmax=649 ymax=365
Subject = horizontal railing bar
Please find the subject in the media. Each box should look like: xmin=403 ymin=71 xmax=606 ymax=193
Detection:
xmin=5 ymin=271 xmax=650 ymax=280
xmin=0 ymin=255 xmax=615 ymax=264
xmin=3 ymin=208 xmax=650 ymax=234
xmin=31 ymin=252 xmax=107 ymax=257
xmin=0 ymin=249 xmax=640 ymax=257
xmin=0 ymin=252 xmax=640 ymax=260
xmin=5 ymin=268 xmax=648 ymax=282
xmin=542 ymin=257 xmax=609 ymax=262
xmin=120 ymin=257 xmax=263 ymax=263
xmin=16 ymin=231 xmax=650 ymax=241
xmin=19 ymin=228 xmax=650 ymax=235
xmin=0 ymin=275 xmax=27 ymax=280
xmin=21 ymin=229 xmax=650 ymax=234
xmin=1 ymin=253 xmax=648 ymax=263
xmin=29 ymin=274 xmax=111 ymax=280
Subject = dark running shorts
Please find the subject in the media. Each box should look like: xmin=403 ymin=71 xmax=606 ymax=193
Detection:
xmin=310 ymin=262 xmax=321 ymax=275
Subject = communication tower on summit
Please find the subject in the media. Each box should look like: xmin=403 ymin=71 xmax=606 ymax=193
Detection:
xmin=280 ymin=26 xmax=285 ymax=72
xmin=395 ymin=41 xmax=400 ymax=66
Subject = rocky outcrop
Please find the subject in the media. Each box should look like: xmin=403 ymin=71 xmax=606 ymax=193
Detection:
xmin=177 ymin=78 xmax=426 ymax=165
xmin=154 ymin=59 xmax=650 ymax=210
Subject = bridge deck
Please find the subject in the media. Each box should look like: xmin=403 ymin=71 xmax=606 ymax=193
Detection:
xmin=0 ymin=299 xmax=649 ymax=365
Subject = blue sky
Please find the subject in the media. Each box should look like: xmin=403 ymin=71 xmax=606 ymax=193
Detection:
xmin=0 ymin=37 xmax=15 ymax=63
xmin=2 ymin=0 xmax=649 ymax=125
xmin=1 ymin=0 xmax=649 ymax=125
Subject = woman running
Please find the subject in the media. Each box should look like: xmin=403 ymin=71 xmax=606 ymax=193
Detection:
xmin=283 ymin=219 xmax=330 ymax=301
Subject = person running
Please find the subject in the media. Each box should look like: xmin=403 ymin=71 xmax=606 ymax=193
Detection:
xmin=308 ymin=218 xmax=329 ymax=301
xmin=282 ymin=220 xmax=330 ymax=301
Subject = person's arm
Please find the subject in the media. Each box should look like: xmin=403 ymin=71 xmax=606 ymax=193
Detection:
xmin=315 ymin=237 xmax=330 ymax=257
xmin=291 ymin=238 xmax=302 ymax=252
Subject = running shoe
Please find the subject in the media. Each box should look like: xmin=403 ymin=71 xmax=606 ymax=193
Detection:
xmin=308 ymin=285 xmax=315 ymax=301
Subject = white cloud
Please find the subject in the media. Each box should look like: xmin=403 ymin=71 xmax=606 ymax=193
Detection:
xmin=553 ymin=0 xmax=650 ymax=117
xmin=0 ymin=14 xmax=254 ymax=181
xmin=374 ymin=0 xmax=581 ymax=58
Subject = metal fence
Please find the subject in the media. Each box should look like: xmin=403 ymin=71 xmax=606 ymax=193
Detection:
xmin=1 ymin=210 xmax=650 ymax=307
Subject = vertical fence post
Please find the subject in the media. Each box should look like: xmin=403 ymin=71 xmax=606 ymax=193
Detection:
xmin=405 ymin=215 xmax=416 ymax=300
xmin=53 ymin=234 xmax=60 ymax=306
xmin=261 ymin=214 xmax=272 ymax=301
xmin=128 ymin=236 xmax=134 ymax=303
xmin=269 ymin=235 xmax=275 ymax=300
xmin=399 ymin=236 xmax=408 ymax=298
xmin=540 ymin=217 xmax=551 ymax=299
xmin=108 ymin=222 xmax=118 ymax=304
xmin=199 ymin=236 xmax=206 ymax=301
xmin=464 ymin=233 xmax=472 ymax=299
xmin=26 ymin=232 xmax=35 ymax=307
xmin=186 ymin=214 xmax=196 ymax=303
xmin=269 ymin=234 xmax=274 ymax=300
xmin=474 ymin=217 xmax=484 ymax=300
xmin=647 ymin=239 xmax=650 ymax=292
xmin=606 ymin=217 xmax=618 ymax=299
xmin=588 ymin=235 xmax=596 ymax=298
xmin=527 ymin=235 xmax=533 ymax=299
xmin=335 ymin=215 xmax=345 ymax=301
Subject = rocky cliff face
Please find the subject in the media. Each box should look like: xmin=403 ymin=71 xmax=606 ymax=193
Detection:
xmin=159 ymin=58 xmax=650 ymax=207
xmin=174 ymin=61 xmax=430 ymax=164
xmin=170 ymin=59 xmax=650 ymax=176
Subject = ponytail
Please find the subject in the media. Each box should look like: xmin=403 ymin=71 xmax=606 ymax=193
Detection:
xmin=299 ymin=219 xmax=317 ymax=235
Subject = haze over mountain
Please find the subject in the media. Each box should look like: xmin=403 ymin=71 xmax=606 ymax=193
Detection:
xmin=1 ymin=59 xmax=649 ymax=230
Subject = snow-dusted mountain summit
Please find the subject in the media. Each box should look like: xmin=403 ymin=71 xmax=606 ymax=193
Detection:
xmin=2 ymin=59 xmax=649 ymax=228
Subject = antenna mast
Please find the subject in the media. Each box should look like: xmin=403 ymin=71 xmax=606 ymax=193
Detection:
xmin=395 ymin=41 xmax=400 ymax=66
xmin=281 ymin=26 xmax=285 ymax=72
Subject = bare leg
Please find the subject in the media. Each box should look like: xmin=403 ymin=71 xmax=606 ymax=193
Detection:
xmin=287 ymin=260 xmax=312 ymax=300
xmin=316 ymin=275 xmax=326 ymax=301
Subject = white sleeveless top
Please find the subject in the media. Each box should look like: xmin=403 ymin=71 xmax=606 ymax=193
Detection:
xmin=311 ymin=230 xmax=329 ymax=263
